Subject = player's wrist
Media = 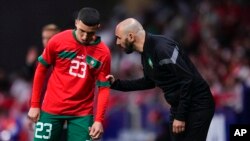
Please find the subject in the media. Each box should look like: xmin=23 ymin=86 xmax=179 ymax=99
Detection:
xmin=94 ymin=119 xmax=103 ymax=124
xmin=31 ymin=102 xmax=40 ymax=108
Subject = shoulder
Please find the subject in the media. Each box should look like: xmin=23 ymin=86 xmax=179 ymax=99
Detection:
xmin=151 ymin=34 xmax=177 ymax=47
xmin=51 ymin=29 xmax=72 ymax=40
xmin=149 ymin=34 xmax=180 ymax=58
xmin=46 ymin=30 xmax=73 ymax=51
xmin=152 ymin=34 xmax=177 ymax=48
xmin=98 ymin=42 xmax=111 ymax=54
xmin=91 ymin=36 xmax=111 ymax=55
xmin=48 ymin=30 xmax=73 ymax=45
xmin=88 ymin=40 xmax=111 ymax=61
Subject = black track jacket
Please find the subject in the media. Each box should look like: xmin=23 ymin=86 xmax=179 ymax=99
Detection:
xmin=111 ymin=33 xmax=215 ymax=121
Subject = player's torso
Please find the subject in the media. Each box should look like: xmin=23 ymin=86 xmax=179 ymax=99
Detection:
xmin=50 ymin=31 xmax=105 ymax=89
xmin=43 ymin=30 xmax=107 ymax=115
xmin=53 ymin=41 xmax=96 ymax=82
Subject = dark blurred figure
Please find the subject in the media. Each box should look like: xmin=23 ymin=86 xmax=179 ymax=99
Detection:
xmin=22 ymin=24 xmax=60 ymax=81
xmin=0 ymin=68 xmax=10 ymax=93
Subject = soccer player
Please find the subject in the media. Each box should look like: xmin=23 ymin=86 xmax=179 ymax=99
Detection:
xmin=107 ymin=18 xmax=215 ymax=141
xmin=27 ymin=7 xmax=111 ymax=141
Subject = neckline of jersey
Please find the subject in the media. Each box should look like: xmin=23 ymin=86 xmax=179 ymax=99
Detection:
xmin=72 ymin=30 xmax=101 ymax=46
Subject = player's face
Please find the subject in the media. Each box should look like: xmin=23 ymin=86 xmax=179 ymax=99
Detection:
xmin=75 ymin=20 xmax=99 ymax=45
xmin=115 ymin=28 xmax=134 ymax=54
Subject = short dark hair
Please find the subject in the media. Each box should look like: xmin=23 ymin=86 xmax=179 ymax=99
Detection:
xmin=77 ymin=7 xmax=100 ymax=26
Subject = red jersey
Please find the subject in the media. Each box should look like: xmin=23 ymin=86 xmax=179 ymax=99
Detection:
xmin=31 ymin=30 xmax=111 ymax=122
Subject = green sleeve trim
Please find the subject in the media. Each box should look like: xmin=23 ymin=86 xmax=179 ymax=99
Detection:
xmin=38 ymin=56 xmax=50 ymax=67
xmin=96 ymin=81 xmax=111 ymax=87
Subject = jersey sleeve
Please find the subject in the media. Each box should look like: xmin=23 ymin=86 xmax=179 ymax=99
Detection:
xmin=30 ymin=63 xmax=49 ymax=107
xmin=95 ymin=87 xmax=110 ymax=123
xmin=30 ymin=38 xmax=57 ymax=108
xmin=96 ymin=53 xmax=111 ymax=87
xmin=94 ymin=52 xmax=111 ymax=123
xmin=38 ymin=38 xmax=57 ymax=67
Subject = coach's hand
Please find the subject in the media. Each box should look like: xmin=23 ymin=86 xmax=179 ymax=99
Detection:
xmin=89 ymin=121 xmax=103 ymax=140
xmin=172 ymin=119 xmax=186 ymax=134
xmin=27 ymin=107 xmax=40 ymax=123
xmin=106 ymin=75 xmax=115 ymax=84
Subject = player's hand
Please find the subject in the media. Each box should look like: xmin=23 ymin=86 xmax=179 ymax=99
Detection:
xmin=172 ymin=119 xmax=186 ymax=134
xmin=105 ymin=74 xmax=115 ymax=84
xmin=89 ymin=121 xmax=104 ymax=140
xmin=27 ymin=107 xmax=40 ymax=123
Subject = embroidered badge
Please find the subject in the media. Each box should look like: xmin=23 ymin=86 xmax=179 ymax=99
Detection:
xmin=86 ymin=55 xmax=101 ymax=69
xmin=91 ymin=60 xmax=95 ymax=65
xmin=148 ymin=58 xmax=153 ymax=69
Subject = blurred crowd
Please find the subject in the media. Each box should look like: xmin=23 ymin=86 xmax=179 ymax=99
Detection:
xmin=0 ymin=0 xmax=250 ymax=141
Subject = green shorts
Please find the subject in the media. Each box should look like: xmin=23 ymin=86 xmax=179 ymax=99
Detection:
xmin=34 ymin=111 xmax=93 ymax=141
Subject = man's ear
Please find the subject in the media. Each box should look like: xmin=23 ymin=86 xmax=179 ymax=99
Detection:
xmin=75 ymin=20 xmax=79 ymax=27
xmin=128 ymin=33 xmax=135 ymax=42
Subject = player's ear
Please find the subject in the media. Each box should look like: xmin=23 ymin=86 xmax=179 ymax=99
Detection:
xmin=75 ymin=19 xmax=79 ymax=27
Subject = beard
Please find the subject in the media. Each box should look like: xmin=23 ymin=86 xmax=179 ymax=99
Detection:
xmin=124 ymin=39 xmax=134 ymax=54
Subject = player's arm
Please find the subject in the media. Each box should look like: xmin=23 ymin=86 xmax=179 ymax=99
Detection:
xmin=28 ymin=63 xmax=49 ymax=122
xmin=89 ymin=86 xmax=109 ymax=140
xmin=28 ymin=38 xmax=55 ymax=123
xmin=90 ymin=53 xmax=111 ymax=140
xmin=94 ymin=54 xmax=111 ymax=123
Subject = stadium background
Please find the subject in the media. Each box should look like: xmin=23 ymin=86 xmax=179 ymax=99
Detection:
xmin=0 ymin=0 xmax=249 ymax=141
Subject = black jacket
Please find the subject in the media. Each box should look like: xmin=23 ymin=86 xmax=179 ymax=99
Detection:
xmin=111 ymin=33 xmax=214 ymax=121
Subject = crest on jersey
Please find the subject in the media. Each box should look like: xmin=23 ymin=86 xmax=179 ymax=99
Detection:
xmin=86 ymin=55 xmax=101 ymax=69
xmin=148 ymin=58 xmax=153 ymax=69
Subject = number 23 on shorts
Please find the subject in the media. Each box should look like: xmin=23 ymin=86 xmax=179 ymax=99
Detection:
xmin=35 ymin=122 xmax=52 ymax=140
